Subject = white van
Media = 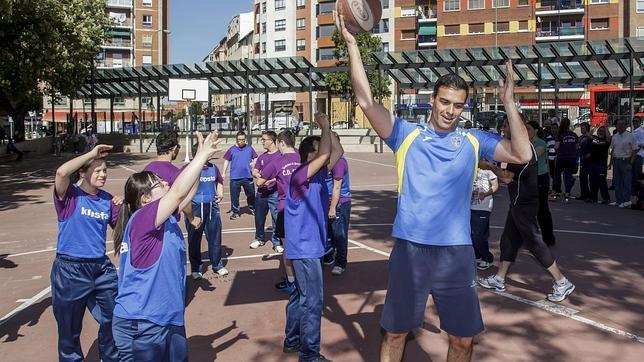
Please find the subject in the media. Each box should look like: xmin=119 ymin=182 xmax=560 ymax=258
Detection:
xmin=252 ymin=115 xmax=296 ymax=130
xmin=205 ymin=116 xmax=232 ymax=130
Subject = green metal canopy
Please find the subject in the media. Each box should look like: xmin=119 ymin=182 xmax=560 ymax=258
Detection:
xmin=418 ymin=25 xmax=437 ymax=36
xmin=76 ymin=37 xmax=644 ymax=99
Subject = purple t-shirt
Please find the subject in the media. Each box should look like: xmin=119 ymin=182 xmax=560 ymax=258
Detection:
xmin=143 ymin=161 xmax=182 ymax=186
xmin=331 ymin=158 xmax=350 ymax=204
xmin=54 ymin=184 xmax=119 ymax=228
xmin=128 ymin=199 xmax=171 ymax=269
xmin=260 ymin=152 xmax=301 ymax=211
xmin=557 ymin=131 xmax=579 ymax=162
xmin=290 ymin=164 xmax=328 ymax=201
xmin=223 ymin=145 xmax=258 ymax=180
xmin=254 ymin=151 xmax=281 ymax=195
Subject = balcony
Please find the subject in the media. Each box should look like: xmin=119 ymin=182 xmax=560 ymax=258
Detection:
xmin=536 ymin=26 xmax=584 ymax=41
xmin=109 ymin=17 xmax=132 ymax=28
xmin=101 ymin=39 xmax=133 ymax=49
xmin=536 ymin=0 xmax=584 ymax=16
xmin=96 ymin=59 xmax=132 ymax=69
xmin=106 ymin=0 xmax=133 ymax=8
xmin=417 ymin=35 xmax=437 ymax=48
xmin=417 ymin=5 xmax=438 ymax=23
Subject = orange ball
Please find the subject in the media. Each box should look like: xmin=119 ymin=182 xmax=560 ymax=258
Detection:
xmin=336 ymin=0 xmax=383 ymax=35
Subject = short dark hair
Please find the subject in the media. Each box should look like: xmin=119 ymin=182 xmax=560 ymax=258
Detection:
xmin=262 ymin=130 xmax=277 ymax=142
xmin=580 ymin=122 xmax=590 ymax=132
xmin=298 ymin=136 xmax=321 ymax=163
xmin=236 ymin=131 xmax=246 ymax=138
xmin=156 ymin=129 xmax=179 ymax=155
xmin=277 ymin=129 xmax=295 ymax=147
xmin=433 ymin=74 xmax=469 ymax=101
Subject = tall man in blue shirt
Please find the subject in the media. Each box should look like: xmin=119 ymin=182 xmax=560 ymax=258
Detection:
xmin=222 ymin=131 xmax=258 ymax=219
xmin=336 ymin=14 xmax=533 ymax=362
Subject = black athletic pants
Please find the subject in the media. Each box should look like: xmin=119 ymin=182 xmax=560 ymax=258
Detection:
xmin=500 ymin=204 xmax=555 ymax=269
xmin=537 ymin=173 xmax=556 ymax=246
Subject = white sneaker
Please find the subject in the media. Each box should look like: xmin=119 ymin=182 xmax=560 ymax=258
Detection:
xmin=274 ymin=245 xmax=285 ymax=253
xmin=547 ymin=278 xmax=575 ymax=302
xmin=478 ymin=275 xmax=506 ymax=292
xmin=609 ymin=202 xmax=619 ymax=206
xmin=249 ymin=240 xmax=265 ymax=249
xmin=331 ymin=266 xmax=345 ymax=275
xmin=476 ymin=260 xmax=492 ymax=270
xmin=191 ymin=272 xmax=203 ymax=280
xmin=216 ymin=267 xmax=229 ymax=276
xmin=618 ymin=201 xmax=632 ymax=208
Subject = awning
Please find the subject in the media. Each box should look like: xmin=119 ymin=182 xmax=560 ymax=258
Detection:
xmin=418 ymin=26 xmax=437 ymax=36
xmin=111 ymin=30 xmax=131 ymax=37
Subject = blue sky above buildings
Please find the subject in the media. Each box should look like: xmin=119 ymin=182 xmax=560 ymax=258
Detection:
xmin=169 ymin=0 xmax=254 ymax=64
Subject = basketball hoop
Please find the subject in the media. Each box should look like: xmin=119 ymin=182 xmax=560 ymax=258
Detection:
xmin=168 ymin=79 xmax=208 ymax=163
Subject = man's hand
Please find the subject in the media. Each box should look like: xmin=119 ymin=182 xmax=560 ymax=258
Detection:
xmin=328 ymin=209 xmax=337 ymax=220
xmin=334 ymin=11 xmax=357 ymax=47
xmin=498 ymin=60 xmax=515 ymax=105
xmin=478 ymin=191 xmax=488 ymax=201
xmin=314 ymin=113 xmax=330 ymax=129
xmin=478 ymin=160 xmax=494 ymax=171
xmin=190 ymin=216 xmax=202 ymax=229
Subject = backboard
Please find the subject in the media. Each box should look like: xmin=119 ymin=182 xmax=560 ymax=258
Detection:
xmin=168 ymin=78 xmax=208 ymax=102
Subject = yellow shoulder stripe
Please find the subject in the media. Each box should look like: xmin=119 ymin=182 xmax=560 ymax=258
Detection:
xmin=395 ymin=129 xmax=420 ymax=194
xmin=465 ymin=133 xmax=480 ymax=181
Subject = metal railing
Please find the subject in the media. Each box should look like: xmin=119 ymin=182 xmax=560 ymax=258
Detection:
xmin=106 ymin=0 xmax=133 ymax=7
xmin=418 ymin=35 xmax=437 ymax=44
xmin=536 ymin=26 xmax=584 ymax=37
xmin=538 ymin=0 xmax=583 ymax=11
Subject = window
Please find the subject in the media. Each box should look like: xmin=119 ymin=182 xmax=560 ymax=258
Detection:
xmin=637 ymin=27 xmax=644 ymax=37
xmin=142 ymin=35 xmax=152 ymax=47
xmin=518 ymin=0 xmax=529 ymax=5
xmin=317 ymin=24 xmax=335 ymax=38
xmin=493 ymin=0 xmax=509 ymax=7
xmin=318 ymin=2 xmax=335 ymax=15
xmin=142 ymin=0 xmax=152 ymax=6
xmin=297 ymin=18 xmax=305 ymax=29
xmin=275 ymin=0 xmax=285 ymax=10
xmin=142 ymin=55 xmax=152 ymax=65
xmin=54 ymin=96 xmax=68 ymax=106
xmin=296 ymin=39 xmax=306 ymax=51
xmin=590 ymin=0 xmax=608 ymax=3
xmin=590 ymin=18 xmax=609 ymax=30
xmin=372 ymin=19 xmax=389 ymax=33
xmin=638 ymin=0 xmax=644 ymax=12
xmin=262 ymin=2 xmax=266 ymax=13
xmin=275 ymin=39 xmax=286 ymax=52
xmin=468 ymin=0 xmax=484 ymax=10
xmin=469 ymin=23 xmax=484 ymax=34
xmin=262 ymin=42 xmax=266 ymax=54
xmin=262 ymin=22 xmax=266 ymax=33
xmin=444 ymin=0 xmax=460 ymax=11
xmin=401 ymin=29 xmax=416 ymax=40
xmin=275 ymin=19 xmax=286 ymax=31
xmin=445 ymin=24 xmax=460 ymax=35
xmin=381 ymin=0 xmax=389 ymax=9
xmin=494 ymin=21 xmax=510 ymax=32
xmin=317 ymin=47 xmax=334 ymax=61
xmin=518 ymin=20 xmax=529 ymax=31
xmin=297 ymin=0 xmax=305 ymax=9
xmin=114 ymin=97 xmax=125 ymax=106
xmin=382 ymin=42 xmax=389 ymax=53
xmin=142 ymin=15 xmax=152 ymax=26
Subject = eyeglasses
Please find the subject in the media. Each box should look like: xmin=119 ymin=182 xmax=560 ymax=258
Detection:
xmin=149 ymin=181 xmax=162 ymax=191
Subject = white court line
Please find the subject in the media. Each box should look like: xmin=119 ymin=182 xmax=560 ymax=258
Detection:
xmin=344 ymin=157 xmax=395 ymax=168
xmin=350 ymin=183 xmax=397 ymax=189
xmin=118 ymin=165 xmax=138 ymax=173
xmin=347 ymin=238 xmax=644 ymax=344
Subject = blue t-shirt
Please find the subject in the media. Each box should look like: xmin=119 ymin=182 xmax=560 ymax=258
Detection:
xmin=384 ymin=118 xmax=500 ymax=246
xmin=224 ymin=145 xmax=258 ymax=180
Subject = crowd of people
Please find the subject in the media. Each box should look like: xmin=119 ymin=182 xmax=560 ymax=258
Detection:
xmin=44 ymin=13 xmax=644 ymax=362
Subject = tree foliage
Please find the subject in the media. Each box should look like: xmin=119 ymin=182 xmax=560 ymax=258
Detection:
xmin=0 ymin=0 xmax=110 ymax=134
xmin=324 ymin=30 xmax=391 ymax=127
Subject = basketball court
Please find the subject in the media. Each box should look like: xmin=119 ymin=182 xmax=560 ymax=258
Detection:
xmin=0 ymin=150 xmax=643 ymax=361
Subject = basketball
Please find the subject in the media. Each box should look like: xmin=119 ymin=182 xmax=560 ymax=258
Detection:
xmin=336 ymin=0 xmax=382 ymax=35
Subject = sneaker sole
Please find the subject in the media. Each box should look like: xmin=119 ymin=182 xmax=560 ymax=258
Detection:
xmin=476 ymin=264 xmax=491 ymax=270
xmin=478 ymin=281 xmax=506 ymax=292
xmin=547 ymin=284 xmax=575 ymax=302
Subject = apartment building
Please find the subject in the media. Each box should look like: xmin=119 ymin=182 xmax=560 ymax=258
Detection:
xmin=43 ymin=0 xmax=170 ymax=132
xmin=203 ymin=38 xmax=228 ymax=114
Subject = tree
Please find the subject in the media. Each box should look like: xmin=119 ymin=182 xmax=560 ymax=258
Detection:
xmin=0 ymin=0 xmax=110 ymax=136
xmin=325 ymin=30 xmax=391 ymax=128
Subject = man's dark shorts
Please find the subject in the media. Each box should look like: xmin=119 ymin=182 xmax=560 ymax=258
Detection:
xmin=380 ymin=239 xmax=484 ymax=337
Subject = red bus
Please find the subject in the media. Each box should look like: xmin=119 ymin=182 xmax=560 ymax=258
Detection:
xmin=590 ymin=86 xmax=644 ymax=126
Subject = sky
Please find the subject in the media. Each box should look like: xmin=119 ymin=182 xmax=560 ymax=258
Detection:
xmin=169 ymin=0 xmax=254 ymax=64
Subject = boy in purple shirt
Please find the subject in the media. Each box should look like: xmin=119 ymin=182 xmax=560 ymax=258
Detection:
xmin=325 ymin=132 xmax=350 ymax=275
xmin=222 ymin=131 xmax=258 ymax=219
xmin=282 ymin=113 xmax=343 ymax=361
xmin=250 ymin=130 xmax=283 ymax=252
xmin=52 ymin=144 xmax=122 ymax=362
xmin=256 ymin=130 xmax=301 ymax=292
xmin=143 ymin=129 xmax=182 ymax=186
